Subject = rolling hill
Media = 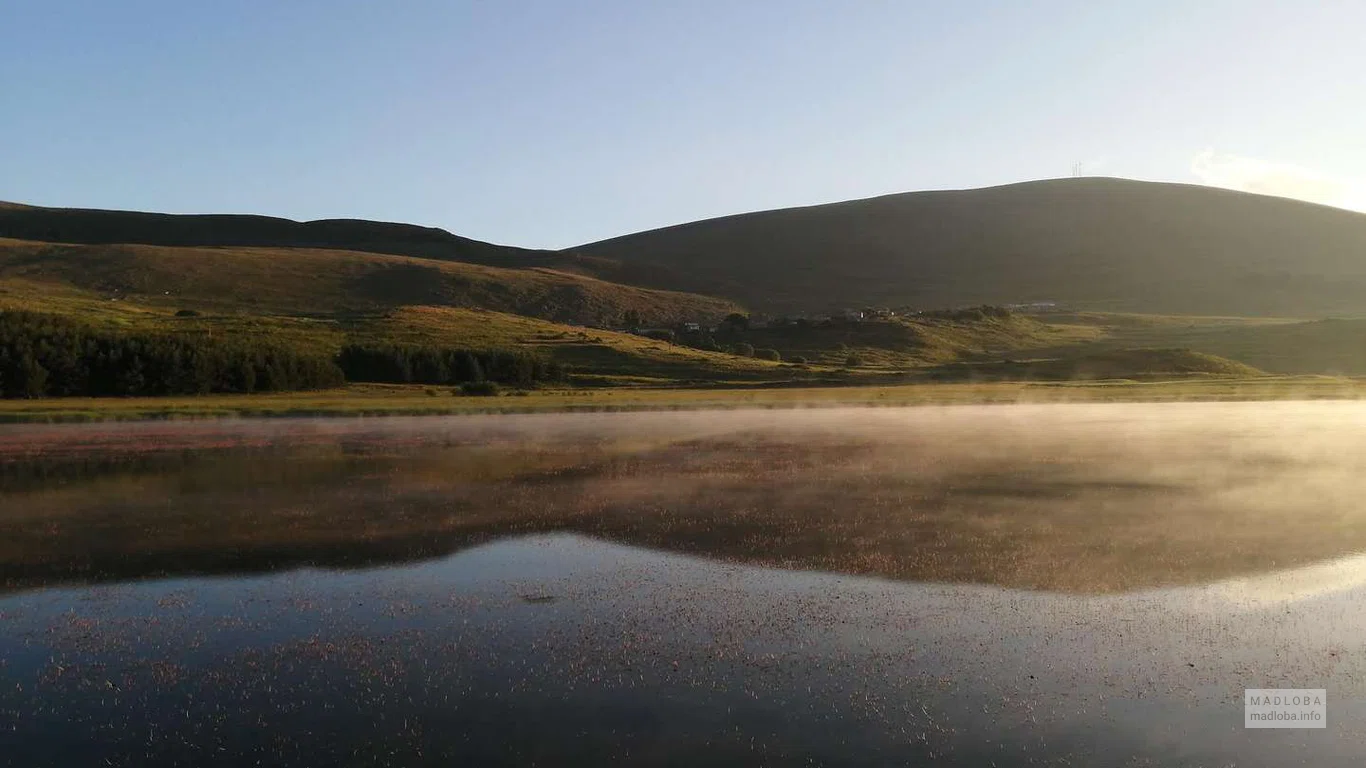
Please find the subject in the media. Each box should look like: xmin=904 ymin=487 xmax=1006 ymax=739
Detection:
xmin=15 ymin=179 xmax=1366 ymax=319
xmin=572 ymin=177 xmax=1366 ymax=316
xmin=0 ymin=237 xmax=738 ymax=328
xmin=3 ymin=182 xmax=1360 ymax=384
xmin=0 ymin=200 xmax=537 ymax=264
xmin=0 ymin=199 xmax=669 ymax=286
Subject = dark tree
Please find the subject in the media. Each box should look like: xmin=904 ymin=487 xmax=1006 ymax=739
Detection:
xmin=0 ymin=310 xmax=343 ymax=398
xmin=722 ymin=313 xmax=750 ymax=331
xmin=336 ymin=343 xmax=560 ymax=387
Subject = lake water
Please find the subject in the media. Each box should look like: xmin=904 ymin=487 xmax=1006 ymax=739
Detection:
xmin=3 ymin=403 xmax=1366 ymax=765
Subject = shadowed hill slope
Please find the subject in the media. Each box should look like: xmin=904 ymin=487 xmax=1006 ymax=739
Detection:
xmin=572 ymin=177 xmax=1366 ymax=316
xmin=921 ymin=347 xmax=1263 ymax=382
xmin=0 ymin=200 xmax=664 ymax=284
xmin=0 ymin=238 xmax=740 ymax=327
xmin=0 ymin=201 xmax=536 ymax=263
xmin=0 ymin=200 xmax=694 ymax=295
xmin=16 ymin=179 xmax=1366 ymax=319
xmin=1011 ymin=312 xmax=1366 ymax=377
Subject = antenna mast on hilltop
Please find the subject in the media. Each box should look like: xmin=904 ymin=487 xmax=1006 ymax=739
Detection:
xmin=1071 ymin=162 xmax=1084 ymax=178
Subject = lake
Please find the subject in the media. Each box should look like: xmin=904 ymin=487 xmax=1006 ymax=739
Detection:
xmin=3 ymin=403 xmax=1366 ymax=765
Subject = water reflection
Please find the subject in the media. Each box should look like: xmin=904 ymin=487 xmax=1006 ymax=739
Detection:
xmin=5 ymin=402 xmax=1366 ymax=593
xmin=3 ymin=534 xmax=1365 ymax=766
xmin=6 ymin=404 xmax=1366 ymax=764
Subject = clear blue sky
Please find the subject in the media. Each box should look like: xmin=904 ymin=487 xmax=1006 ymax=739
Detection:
xmin=5 ymin=0 xmax=1365 ymax=248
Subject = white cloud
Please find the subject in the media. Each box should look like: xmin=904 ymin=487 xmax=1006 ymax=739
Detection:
xmin=1190 ymin=150 xmax=1366 ymax=211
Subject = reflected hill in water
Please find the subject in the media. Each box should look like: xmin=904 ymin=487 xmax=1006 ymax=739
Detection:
xmin=4 ymin=403 xmax=1366 ymax=594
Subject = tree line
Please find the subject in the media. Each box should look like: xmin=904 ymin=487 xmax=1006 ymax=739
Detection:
xmin=0 ymin=311 xmax=564 ymax=398
xmin=0 ymin=311 xmax=345 ymax=398
xmin=336 ymin=343 xmax=563 ymax=386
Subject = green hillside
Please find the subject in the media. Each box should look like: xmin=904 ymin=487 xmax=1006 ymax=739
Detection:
xmin=572 ymin=177 xmax=1366 ymax=316
xmin=15 ymin=180 xmax=1366 ymax=322
xmin=1186 ymin=319 xmax=1366 ymax=375
xmin=0 ymin=277 xmax=796 ymax=383
xmin=920 ymin=347 xmax=1263 ymax=382
xmin=1007 ymin=312 xmax=1366 ymax=376
xmin=2 ymin=267 xmax=1262 ymax=388
xmin=0 ymin=200 xmax=532 ymax=264
xmin=0 ymin=238 xmax=738 ymax=327
xmin=726 ymin=313 xmax=1096 ymax=367
xmin=348 ymin=306 xmax=800 ymax=382
xmin=2 ymin=187 xmax=1355 ymax=390
xmin=0 ymin=199 xmax=673 ymax=285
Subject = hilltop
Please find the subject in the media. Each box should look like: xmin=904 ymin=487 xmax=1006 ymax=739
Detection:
xmin=572 ymin=177 xmax=1366 ymax=316
xmin=0 ymin=201 xmax=533 ymax=263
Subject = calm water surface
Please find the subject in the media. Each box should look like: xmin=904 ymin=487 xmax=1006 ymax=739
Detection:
xmin=3 ymin=403 xmax=1366 ymax=766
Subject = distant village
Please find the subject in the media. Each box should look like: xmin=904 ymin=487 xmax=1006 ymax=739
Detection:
xmin=609 ymin=301 xmax=1061 ymax=338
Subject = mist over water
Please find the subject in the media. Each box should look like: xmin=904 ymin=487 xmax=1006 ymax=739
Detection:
xmin=4 ymin=402 xmax=1366 ymax=764
xmin=7 ymin=401 xmax=1366 ymax=593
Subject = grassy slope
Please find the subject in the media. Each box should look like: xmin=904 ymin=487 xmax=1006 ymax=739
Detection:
xmin=6 ymin=193 xmax=1361 ymax=383
xmin=0 ymin=273 xmax=1274 ymax=387
xmin=733 ymin=314 xmax=1100 ymax=366
xmin=1138 ymin=318 xmax=1366 ymax=376
xmin=574 ymin=177 xmax=1366 ymax=316
xmin=19 ymin=182 xmax=1366 ymax=322
xmin=0 ymin=199 xmax=681 ymax=290
xmin=0 ymin=212 xmax=1317 ymax=386
xmin=0 ymin=237 xmax=739 ymax=327
xmin=1013 ymin=312 xmax=1366 ymax=376
xmin=0 ymin=278 xmax=800 ymax=381
xmin=0 ymin=200 xmax=535 ymax=264
xmin=922 ymin=347 xmax=1263 ymax=381
xmin=350 ymin=306 xmax=801 ymax=381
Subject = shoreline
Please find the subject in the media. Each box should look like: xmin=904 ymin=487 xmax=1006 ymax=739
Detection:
xmin=0 ymin=376 xmax=1363 ymax=424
